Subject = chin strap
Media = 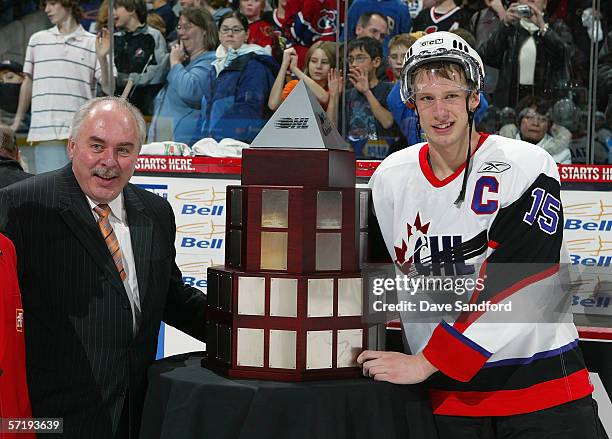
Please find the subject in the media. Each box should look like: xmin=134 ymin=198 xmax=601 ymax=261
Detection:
xmin=454 ymin=96 xmax=476 ymax=207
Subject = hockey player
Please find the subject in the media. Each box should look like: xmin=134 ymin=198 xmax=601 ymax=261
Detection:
xmin=359 ymin=31 xmax=605 ymax=438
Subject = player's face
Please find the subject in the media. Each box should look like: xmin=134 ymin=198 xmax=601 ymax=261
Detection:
xmin=68 ymin=101 xmax=141 ymax=205
xmin=519 ymin=108 xmax=548 ymax=143
xmin=413 ymin=70 xmax=479 ymax=152
xmin=308 ymin=49 xmax=331 ymax=84
xmin=44 ymin=1 xmax=72 ymax=26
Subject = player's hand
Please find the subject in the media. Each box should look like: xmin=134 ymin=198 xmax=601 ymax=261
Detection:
xmin=96 ymin=28 xmax=111 ymax=59
xmin=171 ymin=40 xmax=187 ymax=65
xmin=357 ymin=350 xmax=438 ymax=384
xmin=327 ymin=68 xmax=344 ymax=98
xmin=348 ymin=66 xmax=369 ymax=94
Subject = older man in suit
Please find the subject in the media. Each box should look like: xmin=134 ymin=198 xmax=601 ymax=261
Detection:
xmin=0 ymin=97 xmax=207 ymax=439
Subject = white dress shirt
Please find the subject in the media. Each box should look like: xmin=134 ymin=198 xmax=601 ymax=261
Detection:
xmin=88 ymin=194 xmax=141 ymax=334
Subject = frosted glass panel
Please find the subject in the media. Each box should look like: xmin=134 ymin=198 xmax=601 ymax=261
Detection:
xmin=306 ymin=330 xmax=333 ymax=369
xmin=262 ymin=189 xmax=289 ymax=228
xmin=237 ymin=328 xmax=264 ymax=367
xmin=317 ymin=191 xmax=342 ymax=229
xmin=260 ymin=232 xmax=288 ymax=270
xmin=338 ymin=278 xmax=362 ymax=316
xmin=316 ymin=233 xmax=341 ymax=271
xmin=270 ymin=278 xmax=297 ymax=317
xmin=231 ymin=188 xmax=242 ymax=226
xmin=229 ymin=229 xmax=242 ymax=267
xmin=359 ymin=190 xmax=369 ymax=229
xmin=307 ymin=278 xmax=333 ymax=317
xmin=269 ymin=330 xmax=297 ymax=369
xmin=337 ymin=329 xmax=363 ymax=368
xmin=237 ymin=277 xmax=265 ymax=316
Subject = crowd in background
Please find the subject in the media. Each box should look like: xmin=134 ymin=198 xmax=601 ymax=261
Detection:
xmin=0 ymin=0 xmax=611 ymax=174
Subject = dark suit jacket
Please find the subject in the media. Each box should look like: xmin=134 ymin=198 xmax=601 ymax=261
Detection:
xmin=0 ymin=156 xmax=33 ymax=189
xmin=0 ymin=165 xmax=206 ymax=438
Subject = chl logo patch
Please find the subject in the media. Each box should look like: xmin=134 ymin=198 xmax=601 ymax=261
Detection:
xmin=477 ymin=161 xmax=511 ymax=174
xmin=16 ymin=308 xmax=23 ymax=332
xmin=275 ymin=117 xmax=309 ymax=129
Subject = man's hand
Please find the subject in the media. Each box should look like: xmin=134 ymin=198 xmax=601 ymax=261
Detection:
xmin=485 ymin=0 xmax=506 ymax=20
xmin=348 ymin=66 xmax=369 ymax=94
xmin=357 ymin=350 xmax=438 ymax=384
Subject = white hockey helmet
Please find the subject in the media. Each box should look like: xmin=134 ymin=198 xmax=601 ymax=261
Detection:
xmin=399 ymin=31 xmax=485 ymax=105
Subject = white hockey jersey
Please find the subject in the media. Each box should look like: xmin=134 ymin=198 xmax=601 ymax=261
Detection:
xmin=369 ymin=133 xmax=593 ymax=416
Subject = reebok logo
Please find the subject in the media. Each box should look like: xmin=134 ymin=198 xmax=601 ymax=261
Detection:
xmin=477 ymin=161 xmax=511 ymax=174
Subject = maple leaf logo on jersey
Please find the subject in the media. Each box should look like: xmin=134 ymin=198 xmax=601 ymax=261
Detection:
xmin=394 ymin=212 xmax=431 ymax=272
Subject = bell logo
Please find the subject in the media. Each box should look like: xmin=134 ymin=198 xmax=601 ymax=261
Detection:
xmin=16 ymin=309 xmax=23 ymax=332
xmin=275 ymin=117 xmax=309 ymax=129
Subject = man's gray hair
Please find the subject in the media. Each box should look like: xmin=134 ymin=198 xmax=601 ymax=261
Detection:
xmin=70 ymin=97 xmax=147 ymax=145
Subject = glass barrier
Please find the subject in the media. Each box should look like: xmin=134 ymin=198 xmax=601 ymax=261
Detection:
xmin=0 ymin=0 xmax=609 ymax=172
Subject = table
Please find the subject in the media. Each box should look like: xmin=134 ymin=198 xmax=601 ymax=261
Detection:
xmin=139 ymin=353 xmax=438 ymax=439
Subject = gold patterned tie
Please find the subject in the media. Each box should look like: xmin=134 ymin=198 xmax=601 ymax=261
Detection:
xmin=94 ymin=204 xmax=127 ymax=281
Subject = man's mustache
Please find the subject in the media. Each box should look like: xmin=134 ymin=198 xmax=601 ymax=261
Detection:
xmin=92 ymin=167 xmax=120 ymax=178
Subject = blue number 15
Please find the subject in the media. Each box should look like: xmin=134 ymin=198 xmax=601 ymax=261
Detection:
xmin=522 ymin=187 xmax=561 ymax=235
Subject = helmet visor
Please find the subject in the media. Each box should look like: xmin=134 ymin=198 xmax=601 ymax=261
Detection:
xmin=401 ymin=67 xmax=474 ymax=107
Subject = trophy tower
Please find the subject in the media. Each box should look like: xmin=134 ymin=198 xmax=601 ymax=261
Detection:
xmin=203 ymin=81 xmax=375 ymax=381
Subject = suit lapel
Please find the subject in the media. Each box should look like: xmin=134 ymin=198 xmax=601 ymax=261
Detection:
xmin=124 ymin=185 xmax=153 ymax=304
xmin=57 ymin=165 xmax=127 ymax=295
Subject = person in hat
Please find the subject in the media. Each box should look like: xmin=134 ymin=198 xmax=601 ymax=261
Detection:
xmin=360 ymin=31 xmax=605 ymax=438
xmin=0 ymin=60 xmax=26 ymax=131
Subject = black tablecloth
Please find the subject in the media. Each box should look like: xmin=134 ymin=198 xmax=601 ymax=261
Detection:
xmin=139 ymin=353 xmax=438 ymax=439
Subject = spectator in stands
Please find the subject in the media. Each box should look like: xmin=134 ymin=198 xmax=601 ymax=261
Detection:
xmin=271 ymin=0 xmax=288 ymax=32
xmin=354 ymin=12 xmax=390 ymax=44
xmin=340 ymin=37 xmax=402 ymax=158
xmin=346 ymin=0 xmax=412 ymax=52
xmin=282 ymin=0 xmax=344 ymax=67
xmin=10 ymin=0 xmax=112 ymax=174
xmin=112 ymin=0 xmax=168 ymax=116
xmin=146 ymin=0 xmax=177 ymax=40
xmin=193 ymin=11 xmax=278 ymax=143
xmin=202 ymin=0 xmax=233 ymax=25
xmin=268 ymin=41 xmax=336 ymax=111
xmin=470 ymin=0 xmax=504 ymax=95
xmin=0 ymin=126 xmax=33 ymax=187
xmin=147 ymin=12 xmax=168 ymax=37
xmin=388 ymin=33 xmax=419 ymax=82
xmin=0 ymin=60 xmax=27 ymax=131
xmin=478 ymin=0 xmax=573 ymax=108
xmin=498 ymin=95 xmax=572 ymax=163
xmin=240 ymin=0 xmax=280 ymax=57
xmin=149 ymin=7 xmax=219 ymax=144
xmin=598 ymin=29 xmax=612 ymax=111
xmin=412 ymin=0 xmax=472 ymax=33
